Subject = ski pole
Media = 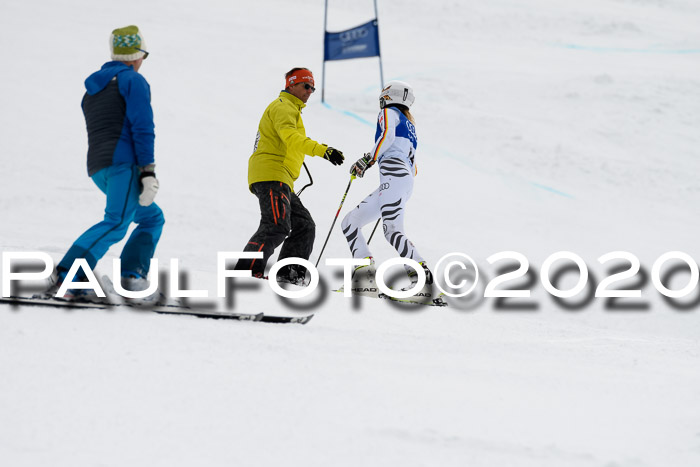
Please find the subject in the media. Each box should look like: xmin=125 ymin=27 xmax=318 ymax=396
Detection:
xmin=367 ymin=218 xmax=381 ymax=245
xmin=315 ymin=175 xmax=355 ymax=267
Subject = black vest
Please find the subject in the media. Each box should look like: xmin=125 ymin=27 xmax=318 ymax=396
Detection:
xmin=82 ymin=77 xmax=126 ymax=176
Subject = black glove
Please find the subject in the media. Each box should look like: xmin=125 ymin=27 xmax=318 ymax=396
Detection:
xmin=323 ymin=147 xmax=344 ymax=166
xmin=350 ymin=153 xmax=374 ymax=178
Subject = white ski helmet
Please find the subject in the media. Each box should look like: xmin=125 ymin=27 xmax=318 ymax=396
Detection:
xmin=379 ymin=80 xmax=415 ymax=109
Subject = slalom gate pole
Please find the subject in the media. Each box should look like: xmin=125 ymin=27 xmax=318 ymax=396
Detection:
xmin=367 ymin=218 xmax=381 ymax=245
xmin=315 ymin=175 xmax=355 ymax=268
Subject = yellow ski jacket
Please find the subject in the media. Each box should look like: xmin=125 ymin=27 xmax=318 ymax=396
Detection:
xmin=247 ymin=91 xmax=327 ymax=191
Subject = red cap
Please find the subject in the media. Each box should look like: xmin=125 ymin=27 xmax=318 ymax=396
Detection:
xmin=286 ymin=69 xmax=314 ymax=88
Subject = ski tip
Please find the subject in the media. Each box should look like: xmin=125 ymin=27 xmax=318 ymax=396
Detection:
xmin=299 ymin=313 xmax=314 ymax=325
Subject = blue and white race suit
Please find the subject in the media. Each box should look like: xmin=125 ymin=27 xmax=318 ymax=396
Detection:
xmin=341 ymin=106 xmax=424 ymax=263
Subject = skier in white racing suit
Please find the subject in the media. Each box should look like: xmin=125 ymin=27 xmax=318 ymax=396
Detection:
xmin=341 ymin=80 xmax=433 ymax=287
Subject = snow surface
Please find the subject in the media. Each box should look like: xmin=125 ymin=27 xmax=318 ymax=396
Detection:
xmin=1 ymin=0 xmax=700 ymax=466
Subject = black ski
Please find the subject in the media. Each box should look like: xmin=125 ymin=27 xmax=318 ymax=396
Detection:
xmin=0 ymin=296 xmax=313 ymax=324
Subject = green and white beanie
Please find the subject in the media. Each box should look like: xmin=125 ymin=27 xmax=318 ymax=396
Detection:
xmin=110 ymin=25 xmax=147 ymax=61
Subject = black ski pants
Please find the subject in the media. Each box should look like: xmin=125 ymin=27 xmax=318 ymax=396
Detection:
xmin=236 ymin=181 xmax=315 ymax=276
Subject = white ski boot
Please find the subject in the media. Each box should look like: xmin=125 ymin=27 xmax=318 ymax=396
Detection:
xmin=107 ymin=275 xmax=169 ymax=307
xmin=336 ymin=257 xmax=379 ymax=298
xmin=33 ymin=270 xmax=112 ymax=304
xmin=397 ymin=262 xmax=447 ymax=307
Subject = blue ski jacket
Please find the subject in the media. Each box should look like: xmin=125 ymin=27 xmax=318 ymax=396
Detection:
xmin=82 ymin=61 xmax=155 ymax=176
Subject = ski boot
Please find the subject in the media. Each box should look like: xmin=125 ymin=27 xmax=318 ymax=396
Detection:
xmin=401 ymin=262 xmax=447 ymax=307
xmin=33 ymin=269 xmax=111 ymax=304
xmin=407 ymin=261 xmax=434 ymax=287
xmin=114 ymin=274 xmax=168 ymax=307
xmin=336 ymin=257 xmax=378 ymax=297
xmin=276 ymin=264 xmax=308 ymax=287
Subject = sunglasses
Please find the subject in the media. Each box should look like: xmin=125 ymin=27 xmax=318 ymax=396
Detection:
xmin=302 ymin=83 xmax=315 ymax=92
xmin=136 ymin=48 xmax=149 ymax=60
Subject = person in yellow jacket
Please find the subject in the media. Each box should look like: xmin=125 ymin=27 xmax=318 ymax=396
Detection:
xmin=236 ymin=67 xmax=345 ymax=284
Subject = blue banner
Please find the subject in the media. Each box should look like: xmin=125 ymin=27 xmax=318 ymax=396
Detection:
xmin=324 ymin=20 xmax=380 ymax=61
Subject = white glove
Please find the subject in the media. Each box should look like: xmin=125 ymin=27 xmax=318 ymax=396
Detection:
xmin=139 ymin=170 xmax=159 ymax=206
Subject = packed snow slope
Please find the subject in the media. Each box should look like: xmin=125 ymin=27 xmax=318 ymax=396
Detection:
xmin=1 ymin=0 xmax=699 ymax=466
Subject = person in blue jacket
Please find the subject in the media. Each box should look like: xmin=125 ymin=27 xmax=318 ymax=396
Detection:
xmin=46 ymin=25 xmax=164 ymax=298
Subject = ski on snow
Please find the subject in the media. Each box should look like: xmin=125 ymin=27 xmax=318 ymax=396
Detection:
xmin=332 ymin=264 xmax=448 ymax=307
xmin=0 ymin=296 xmax=314 ymax=325
xmin=333 ymin=286 xmax=448 ymax=307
